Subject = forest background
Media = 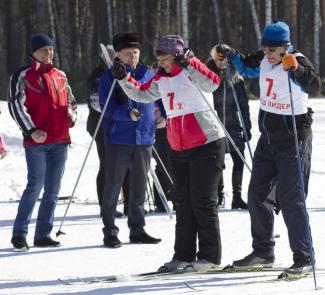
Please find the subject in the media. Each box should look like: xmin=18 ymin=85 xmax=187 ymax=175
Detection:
xmin=0 ymin=0 xmax=324 ymax=101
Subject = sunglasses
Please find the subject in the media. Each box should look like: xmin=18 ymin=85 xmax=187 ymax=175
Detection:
xmin=262 ymin=46 xmax=278 ymax=53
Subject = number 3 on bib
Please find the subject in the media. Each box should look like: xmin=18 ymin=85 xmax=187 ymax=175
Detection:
xmin=167 ymin=92 xmax=175 ymax=110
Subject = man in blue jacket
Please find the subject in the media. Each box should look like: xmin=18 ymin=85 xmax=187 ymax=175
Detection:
xmin=99 ymin=32 xmax=161 ymax=248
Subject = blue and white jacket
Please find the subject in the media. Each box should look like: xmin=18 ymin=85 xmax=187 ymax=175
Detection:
xmin=99 ymin=62 xmax=156 ymax=145
xmin=228 ymin=47 xmax=322 ymax=143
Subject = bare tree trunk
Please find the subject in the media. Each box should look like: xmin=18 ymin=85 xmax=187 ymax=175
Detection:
xmin=35 ymin=0 xmax=48 ymax=31
xmin=313 ymin=0 xmax=320 ymax=73
xmin=288 ymin=0 xmax=298 ymax=46
xmin=166 ymin=0 xmax=170 ymax=33
xmin=154 ymin=0 xmax=161 ymax=43
xmin=0 ymin=3 xmax=8 ymax=99
xmin=176 ymin=0 xmax=182 ymax=34
xmin=73 ymin=0 xmax=82 ymax=64
xmin=47 ymin=0 xmax=59 ymax=67
xmin=7 ymin=0 xmax=25 ymax=73
xmin=320 ymin=0 xmax=325 ymax=77
xmin=106 ymin=0 xmax=113 ymax=43
xmin=265 ymin=0 xmax=272 ymax=25
xmin=181 ymin=0 xmax=189 ymax=47
xmin=124 ymin=0 xmax=133 ymax=30
xmin=52 ymin=0 xmax=71 ymax=73
xmin=247 ymin=0 xmax=261 ymax=45
xmin=211 ymin=0 xmax=223 ymax=41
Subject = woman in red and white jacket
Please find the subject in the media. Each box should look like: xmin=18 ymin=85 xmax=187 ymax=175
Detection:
xmin=112 ymin=35 xmax=226 ymax=271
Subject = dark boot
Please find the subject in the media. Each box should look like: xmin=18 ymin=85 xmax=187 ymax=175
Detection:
xmin=11 ymin=236 xmax=29 ymax=251
xmin=233 ymin=252 xmax=274 ymax=269
xmin=231 ymin=168 xmax=247 ymax=209
xmin=104 ymin=235 xmax=122 ymax=248
xmin=130 ymin=232 xmax=161 ymax=244
xmin=231 ymin=196 xmax=248 ymax=209
xmin=34 ymin=237 xmax=60 ymax=247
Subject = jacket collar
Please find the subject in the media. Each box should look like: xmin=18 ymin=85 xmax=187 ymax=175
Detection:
xmin=157 ymin=64 xmax=182 ymax=77
xmin=31 ymin=59 xmax=53 ymax=73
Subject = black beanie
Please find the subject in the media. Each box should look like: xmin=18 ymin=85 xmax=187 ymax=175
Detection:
xmin=30 ymin=33 xmax=53 ymax=53
xmin=113 ymin=32 xmax=141 ymax=52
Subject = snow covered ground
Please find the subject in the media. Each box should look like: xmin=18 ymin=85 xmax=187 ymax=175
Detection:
xmin=0 ymin=99 xmax=325 ymax=295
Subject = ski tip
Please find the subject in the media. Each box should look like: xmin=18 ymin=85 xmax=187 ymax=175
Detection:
xmin=222 ymin=264 xmax=235 ymax=271
xmin=157 ymin=266 xmax=170 ymax=273
xmin=115 ymin=274 xmax=134 ymax=282
xmin=278 ymin=272 xmax=289 ymax=280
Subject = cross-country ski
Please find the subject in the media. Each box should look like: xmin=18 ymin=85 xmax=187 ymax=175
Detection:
xmin=1 ymin=3 xmax=325 ymax=294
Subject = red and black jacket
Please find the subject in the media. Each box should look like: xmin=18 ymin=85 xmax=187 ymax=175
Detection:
xmin=8 ymin=60 xmax=77 ymax=146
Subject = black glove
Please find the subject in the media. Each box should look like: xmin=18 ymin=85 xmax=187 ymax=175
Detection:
xmin=244 ymin=129 xmax=252 ymax=142
xmin=175 ymin=48 xmax=195 ymax=68
xmin=215 ymin=44 xmax=235 ymax=61
xmin=112 ymin=58 xmax=127 ymax=80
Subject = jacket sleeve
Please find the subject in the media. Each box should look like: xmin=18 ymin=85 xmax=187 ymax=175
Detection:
xmin=117 ymin=74 xmax=161 ymax=104
xmin=230 ymin=50 xmax=264 ymax=78
xmin=66 ymin=81 xmax=77 ymax=126
xmin=186 ymin=57 xmax=221 ymax=92
xmin=99 ymin=70 xmax=134 ymax=121
xmin=7 ymin=67 xmax=37 ymax=135
xmin=291 ymin=54 xmax=322 ymax=96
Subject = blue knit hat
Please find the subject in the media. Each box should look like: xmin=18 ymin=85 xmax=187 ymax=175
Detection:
xmin=261 ymin=21 xmax=290 ymax=47
xmin=30 ymin=33 xmax=53 ymax=53
xmin=155 ymin=35 xmax=184 ymax=56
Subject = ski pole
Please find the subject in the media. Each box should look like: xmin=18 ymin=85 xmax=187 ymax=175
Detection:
xmin=287 ymin=70 xmax=317 ymax=289
xmin=225 ymin=62 xmax=254 ymax=162
xmin=56 ymin=44 xmax=115 ymax=237
xmin=56 ymin=79 xmax=117 ymax=237
xmin=184 ymin=70 xmax=252 ymax=173
xmin=152 ymin=146 xmax=173 ymax=186
xmin=145 ymin=176 xmax=154 ymax=212
xmin=149 ymin=166 xmax=173 ymax=219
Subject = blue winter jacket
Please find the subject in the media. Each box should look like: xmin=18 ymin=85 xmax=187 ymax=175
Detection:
xmin=99 ymin=63 xmax=156 ymax=145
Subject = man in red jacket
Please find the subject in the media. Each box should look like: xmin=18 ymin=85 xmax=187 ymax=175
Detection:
xmin=8 ymin=33 xmax=77 ymax=251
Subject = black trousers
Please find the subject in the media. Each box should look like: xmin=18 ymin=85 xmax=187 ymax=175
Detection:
xmin=86 ymin=111 xmax=129 ymax=207
xmin=101 ymin=144 xmax=152 ymax=237
xmin=171 ymin=139 xmax=225 ymax=264
xmin=217 ymin=149 xmax=245 ymax=201
xmin=248 ymin=134 xmax=312 ymax=265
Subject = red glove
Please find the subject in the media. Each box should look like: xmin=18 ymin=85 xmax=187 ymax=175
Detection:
xmin=282 ymin=54 xmax=298 ymax=71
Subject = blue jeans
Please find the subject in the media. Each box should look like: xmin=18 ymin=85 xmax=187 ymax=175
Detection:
xmin=12 ymin=143 xmax=68 ymax=239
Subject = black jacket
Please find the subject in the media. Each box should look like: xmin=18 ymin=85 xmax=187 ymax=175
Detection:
xmin=207 ymin=59 xmax=252 ymax=152
xmin=86 ymin=66 xmax=105 ymax=136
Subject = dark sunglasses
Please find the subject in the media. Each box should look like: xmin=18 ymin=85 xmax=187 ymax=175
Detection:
xmin=262 ymin=46 xmax=278 ymax=53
